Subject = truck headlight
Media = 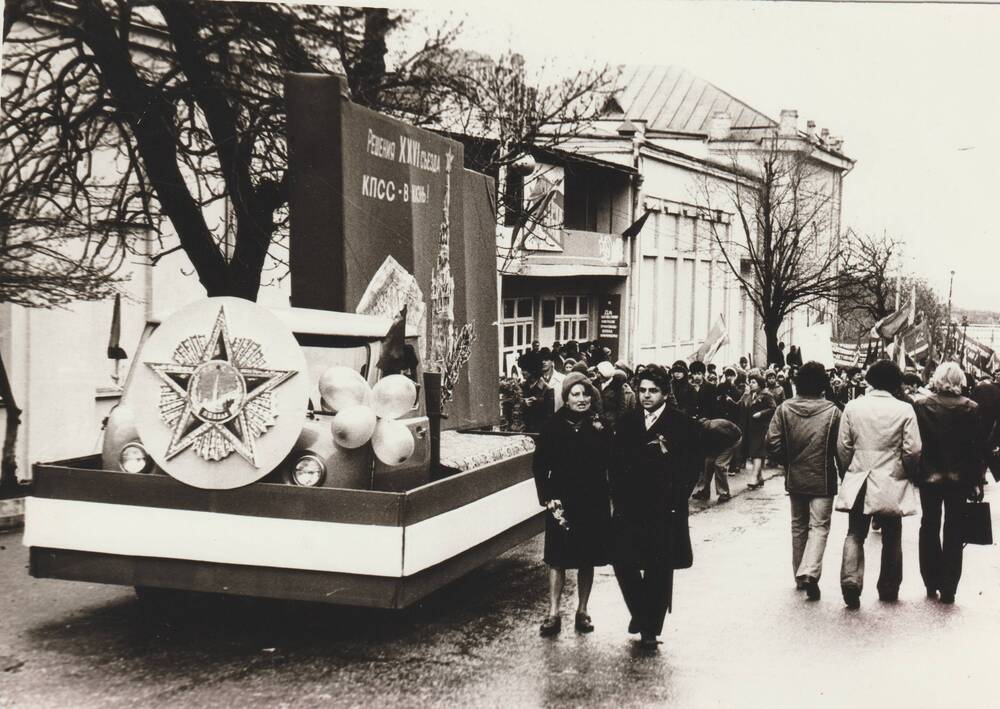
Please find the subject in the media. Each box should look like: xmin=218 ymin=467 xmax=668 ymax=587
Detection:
xmin=292 ymin=454 xmax=326 ymax=487
xmin=119 ymin=443 xmax=152 ymax=474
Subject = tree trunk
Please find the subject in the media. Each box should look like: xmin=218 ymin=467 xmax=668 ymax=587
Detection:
xmin=763 ymin=317 xmax=782 ymax=368
xmin=0 ymin=351 xmax=22 ymax=490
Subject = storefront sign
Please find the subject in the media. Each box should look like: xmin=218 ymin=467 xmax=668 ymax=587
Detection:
xmin=598 ymin=294 xmax=621 ymax=361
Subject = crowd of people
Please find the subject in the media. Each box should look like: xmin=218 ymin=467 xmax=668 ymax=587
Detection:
xmin=518 ymin=337 xmax=1000 ymax=647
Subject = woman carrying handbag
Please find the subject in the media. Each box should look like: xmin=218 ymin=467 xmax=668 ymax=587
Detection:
xmin=912 ymin=362 xmax=987 ymax=604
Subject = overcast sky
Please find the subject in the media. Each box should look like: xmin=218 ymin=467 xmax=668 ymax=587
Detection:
xmin=404 ymin=0 xmax=999 ymax=312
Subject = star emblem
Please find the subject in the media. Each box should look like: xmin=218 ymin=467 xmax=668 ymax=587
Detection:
xmin=146 ymin=306 xmax=297 ymax=466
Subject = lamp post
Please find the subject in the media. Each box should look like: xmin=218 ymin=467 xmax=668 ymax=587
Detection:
xmin=961 ymin=315 xmax=969 ymax=366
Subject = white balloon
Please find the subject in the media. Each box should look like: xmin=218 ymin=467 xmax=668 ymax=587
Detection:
xmin=371 ymin=374 xmax=418 ymax=420
xmin=330 ymin=404 xmax=378 ymax=449
xmin=372 ymin=418 xmax=416 ymax=466
xmin=318 ymin=365 xmax=371 ymax=413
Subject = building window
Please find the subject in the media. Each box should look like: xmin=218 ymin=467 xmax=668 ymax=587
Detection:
xmin=555 ymin=296 xmax=590 ymax=342
xmin=501 ymin=297 xmax=534 ymax=373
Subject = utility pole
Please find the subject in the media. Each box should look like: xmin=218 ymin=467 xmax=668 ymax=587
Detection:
xmin=895 ymin=245 xmax=904 ymax=368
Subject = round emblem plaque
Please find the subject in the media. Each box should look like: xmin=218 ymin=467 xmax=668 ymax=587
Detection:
xmin=132 ymin=297 xmax=309 ymax=490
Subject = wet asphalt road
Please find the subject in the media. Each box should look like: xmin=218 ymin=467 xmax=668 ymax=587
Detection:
xmin=2 ymin=471 xmax=999 ymax=708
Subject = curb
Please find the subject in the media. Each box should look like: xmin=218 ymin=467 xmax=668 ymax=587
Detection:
xmin=0 ymin=497 xmax=25 ymax=532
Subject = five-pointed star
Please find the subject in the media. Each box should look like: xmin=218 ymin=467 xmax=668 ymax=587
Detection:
xmin=146 ymin=306 xmax=296 ymax=466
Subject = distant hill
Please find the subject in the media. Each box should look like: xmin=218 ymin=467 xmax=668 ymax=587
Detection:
xmin=954 ymin=308 xmax=1000 ymax=324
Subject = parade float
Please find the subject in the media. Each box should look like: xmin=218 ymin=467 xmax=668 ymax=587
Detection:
xmin=24 ymin=75 xmax=539 ymax=609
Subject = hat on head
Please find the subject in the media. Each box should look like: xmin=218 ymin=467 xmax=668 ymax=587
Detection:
xmin=689 ymin=361 xmax=706 ymax=375
xmin=561 ymin=372 xmax=598 ymax=405
xmin=571 ymin=362 xmax=590 ymax=375
xmin=671 ymin=359 xmax=688 ymax=375
xmin=596 ymin=361 xmax=615 ymax=379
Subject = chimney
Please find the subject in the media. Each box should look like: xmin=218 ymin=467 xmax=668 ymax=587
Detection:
xmin=805 ymin=120 xmax=816 ymax=141
xmin=819 ymin=127 xmax=830 ymax=144
xmin=829 ymin=136 xmax=844 ymax=152
xmin=779 ymin=109 xmax=798 ymax=136
xmin=708 ymin=111 xmax=732 ymax=140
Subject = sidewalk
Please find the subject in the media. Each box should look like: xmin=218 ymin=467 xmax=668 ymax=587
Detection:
xmin=0 ymin=484 xmax=30 ymax=532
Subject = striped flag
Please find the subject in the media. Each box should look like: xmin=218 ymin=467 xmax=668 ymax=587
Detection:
xmin=871 ymin=287 xmax=916 ymax=341
xmin=687 ymin=315 xmax=728 ymax=363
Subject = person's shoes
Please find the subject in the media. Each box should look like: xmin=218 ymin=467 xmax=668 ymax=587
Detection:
xmin=539 ymin=615 xmax=561 ymax=636
xmin=628 ymin=617 xmax=640 ymax=634
xmin=747 ymin=480 xmax=763 ymax=490
xmin=878 ymin=591 xmax=898 ymax=603
xmin=691 ymin=490 xmax=709 ymax=501
xmin=804 ymin=578 xmax=821 ymax=601
xmin=639 ymin=633 xmax=661 ymax=648
xmin=843 ymin=587 xmax=861 ymax=610
xmin=717 ymin=493 xmax=732 ymax=503
xmin=574 ymin=612 xmax=594 ymax=633
xmin=926 ymin=587 xmax=938 ymax=599
xmin=939 ymin=592 xmax=955 ymax=604
xmin=871 ymin=518 xmax=882 ymax=532
xmin=795 ymin=579 xmax=807 ymax=591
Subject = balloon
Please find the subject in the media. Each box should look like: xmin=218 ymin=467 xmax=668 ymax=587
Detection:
xmin=318 ymin=365 xmax=371 ymax=413
xmin=372 ymin=418 xmax=416 ymax=466
xmin=371 ymin=374 xmax=418 ymax=420
xmin=330 ymin=404 xmax=378 ymax=449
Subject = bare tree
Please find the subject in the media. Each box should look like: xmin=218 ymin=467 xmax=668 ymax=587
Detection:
xmin=1 ymin=1 xmax=473 ymax=301
xmin=442 ymin=52 xmax=617 ymax=273
xmin=839 ymin=230 xmax=903 ymax=325
xmin=701 ymin=136 xmax=852 ymax=364
xmin=838 ymin=230 xmax=947 ymax=353
xmin=0 ymin=1 xmax=474 ymax=486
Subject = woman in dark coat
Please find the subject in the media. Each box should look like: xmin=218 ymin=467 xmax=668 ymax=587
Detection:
xmin=740 ymin=373 xmax=777 ymax=489
xmin=533 ymin=372 xmax=611 ymax=636
xmin=611 ymin=365 xmax=739 ymax=647
xmin=912 ymin=362 xmax=986 ymax=604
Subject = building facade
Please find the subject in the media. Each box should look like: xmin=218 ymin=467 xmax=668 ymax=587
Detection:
xmin=556 ymin=65 xmax=854 ymax=367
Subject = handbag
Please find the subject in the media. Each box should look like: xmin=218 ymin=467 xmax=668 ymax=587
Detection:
xmin=959 ymin=500 xmax=993 ymax=545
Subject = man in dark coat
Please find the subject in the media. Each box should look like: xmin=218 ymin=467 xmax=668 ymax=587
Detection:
xmin=611 ymin=365 xmax=738 ymax=647
xmin=971 ymin=379 xmax=1000 ymax=481
xmin=669 ymin=360 xmax=696 ymax=415
xmin=787 ymin=345 xmax=804 ymax=369
xmin=687 ymin=360 xmax=718 ymax=419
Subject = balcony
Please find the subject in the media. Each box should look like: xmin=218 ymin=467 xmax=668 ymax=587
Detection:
xmin=498 ymin=228 xmax=629 ymax=278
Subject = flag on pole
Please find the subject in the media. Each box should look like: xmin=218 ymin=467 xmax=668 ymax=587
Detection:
xmin=621 ymin=209 xmax=652 ymax=239
xmin=107 ymin=293 xmax=127 ymax=361
xmin=687 ymin=315 xmax=728 ymax=363
xmin=870 ymin=293 xmax=916 ymax=341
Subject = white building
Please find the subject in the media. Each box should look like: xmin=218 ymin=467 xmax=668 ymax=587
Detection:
xmin=556 ymin=65 xmax=854 ymax=367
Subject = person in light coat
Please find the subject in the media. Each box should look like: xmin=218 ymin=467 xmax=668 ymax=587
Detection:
xmin=835 ymin=360 xmax=922 ymax=609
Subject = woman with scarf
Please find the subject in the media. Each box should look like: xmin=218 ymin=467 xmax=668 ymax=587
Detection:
xmin=533 ymin=372 xmax=612 ymax=636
